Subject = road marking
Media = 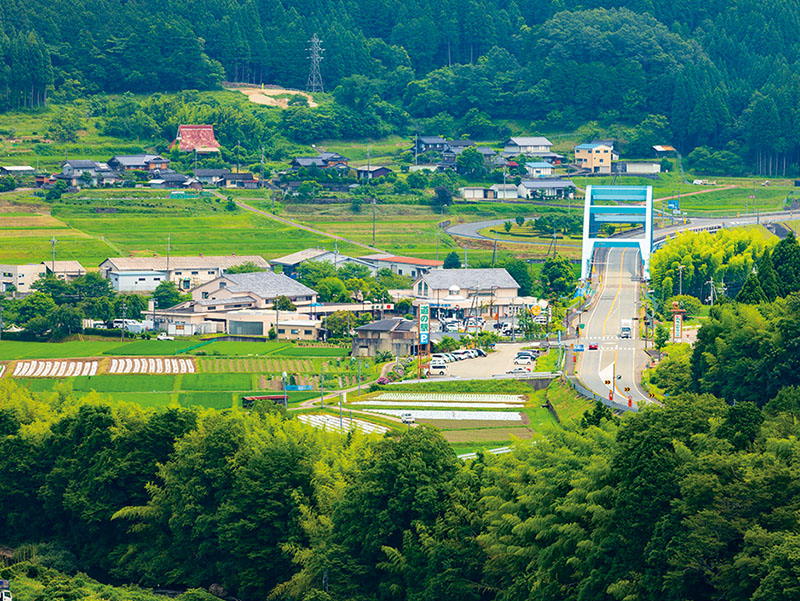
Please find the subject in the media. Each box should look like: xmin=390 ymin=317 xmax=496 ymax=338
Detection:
xmin=601 ymin=250 xmax=627 ymax=337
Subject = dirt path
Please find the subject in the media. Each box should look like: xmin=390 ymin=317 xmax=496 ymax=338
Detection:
xmin=229 ymin=86 xmax=318 ymax=108
xmin=654 ymin=185 xmax=737 ymax=202
xmin=215 ymin=191 xmax=385 ymax=253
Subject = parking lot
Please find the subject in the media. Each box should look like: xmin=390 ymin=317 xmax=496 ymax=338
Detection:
xmin=439 ymin=343 xmax=535 ymax=379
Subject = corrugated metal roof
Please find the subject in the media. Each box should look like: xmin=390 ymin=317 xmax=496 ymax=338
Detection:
xmin=225 ymin=272 xmax=317 ymax=299
xmin=505 ymin=137 xmax=552 ymax=146
xmin=270 ymin=248 xmax=329 ymax=266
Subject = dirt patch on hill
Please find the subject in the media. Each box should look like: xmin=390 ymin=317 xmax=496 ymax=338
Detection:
xmin=231 ymin=86 xmax=318 ymax=108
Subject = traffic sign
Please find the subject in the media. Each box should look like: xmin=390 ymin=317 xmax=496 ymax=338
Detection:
xmin=574 ymin=345 xmax=584 ymax=352
xmin=624 ymin=386 xmax=630 ymax=392
xmin=648 ymin=392 xmax=655 ymax=398
xmin=579 ymin=323 xmax=585 ymax=329
xmin=531 ymin=305 xmax=541 ymax=316
xmin=604 ymin=379 xmax=611 ymax=385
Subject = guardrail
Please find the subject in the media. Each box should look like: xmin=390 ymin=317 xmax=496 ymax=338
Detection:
xmin=566 ymin=376 xmax=638 ymax=413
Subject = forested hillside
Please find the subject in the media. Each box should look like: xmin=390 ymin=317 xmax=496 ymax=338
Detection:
xmin=4 ymin=374 xmax=800 ymax=600
xmin=2 ymin=0 xmax=800 ymax=171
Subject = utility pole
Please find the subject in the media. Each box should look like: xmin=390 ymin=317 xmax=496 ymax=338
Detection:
xmin=678 ymin=264 xmax=685 ymax=296
xmin=358 ymin=360 xmax=362 ymax=397
xmin=436 ymin=226 xmax=440 ymax=260
xmin=372 ymin=197 xmax=376 ymax=246
xmin=0 ymin=297 xmax=3 ymax=341
xmin=166 ymin=234 xmax=171 ymax=275
xmin=492 ymin=230 xmax=498 ymax=266
xmin=121 ymin=299 xmax=127 ymax=342
xmin=320 ymin=365 xmax=324 ymax=407
xmin=194 ymin=148 xmax=197 ymax=175
xmin=260 ymin=146 xmax=264 ymax=188
xmin=50 ymin=236 xmax=57 ymax=273
xmin=706 ymin=276 xmax=716 ymax=307
xmin=414 ymin=133 xmax=418 ymax=166
xmin=464 ymin=245 xmax=467 ymax=269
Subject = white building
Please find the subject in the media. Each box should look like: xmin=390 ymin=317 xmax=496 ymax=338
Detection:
xmin=412 ymin=268 xmax=520 ymax=317
xmin=0 ymin=264 xmax=47 ymax=294
xmin=99 ymin=255 xmax=270 ymax=292
xmin=503 ymin=137 xmax=553 ymax=155
xmin=489 ymin=183 xmax=520 ymax=200
xmin=524 ymin=161 xmax=555 ymax=178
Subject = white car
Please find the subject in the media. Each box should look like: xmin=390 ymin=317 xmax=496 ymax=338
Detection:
xmin=156 ymin=333 xmax=174 ymax=341
xmin=514 ymin=356 xmax=533 ymax=365
xmin=506 ymin=366 xmax=532 ymax=375
xmin=428 ymin=360 xmax=448 ymax=375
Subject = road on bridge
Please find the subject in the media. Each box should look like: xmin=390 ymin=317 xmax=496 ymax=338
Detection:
xmin=575 ymin=247 xmax=651 ymax=410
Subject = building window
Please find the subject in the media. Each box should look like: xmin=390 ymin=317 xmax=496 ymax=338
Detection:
xmin=278 ymin=328 xmax=285 ymax=334
xmin=291 ymin=329 xmax=299 ymax=335
xmin=207 ymin=271 xmax=214 ymax=274
xmin=202 ymin=292 xmax=209 ymax=299
xmin=220 ymin=282 xmax=226 ymax=287
xmin=304 ymin=330 xmax=312 ymax=335
xmin=208 ymin=306 xmax=216 ymax=310
xmin=138 ymin=278 xmax=146 ymax=281
xmin=191 ymin=271 xmax=198 ymax=275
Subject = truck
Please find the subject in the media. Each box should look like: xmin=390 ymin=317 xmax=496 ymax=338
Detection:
xmin=620 ymin=319 xmax=632 ymax=339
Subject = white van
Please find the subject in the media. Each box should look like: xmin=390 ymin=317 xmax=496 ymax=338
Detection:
xmin=429 ymin=359 xmax=448 ymax=375
xmin=401 ymin=413 xmax=415 ymax=424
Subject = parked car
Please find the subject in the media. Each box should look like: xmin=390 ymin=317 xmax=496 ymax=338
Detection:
xmin=506 ymin=366 xmax=532 ymax=375
xmin=474 ymin=348 xmax=487 ymax=357
xmin=157 ymin=333 xmax=174 ymax=341
xmin=514 ymin=356 xmax=533 ymax=365
xmin=429 ymin=360 xmax=448 ymax=375
xmin=431 ymin=353 xmax=451 ymax=363
xmin=588 ymin=343 xmax=599 ymax=350
xmin=452 ymin=350 xmax=471 ymax=360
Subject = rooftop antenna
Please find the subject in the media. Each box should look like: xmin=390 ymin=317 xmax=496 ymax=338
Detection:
xmin=306 ymin=34 xmax=325 ymax=94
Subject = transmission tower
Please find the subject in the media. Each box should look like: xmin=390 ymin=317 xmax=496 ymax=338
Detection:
xmin=306 ymin=34 xmax=324 ymax=93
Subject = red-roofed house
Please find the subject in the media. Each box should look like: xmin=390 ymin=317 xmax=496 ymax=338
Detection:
xmin=360 ymin=254 xmax=443 ymax=279
xmin=171 ymin=125 xmax=221 ymax=153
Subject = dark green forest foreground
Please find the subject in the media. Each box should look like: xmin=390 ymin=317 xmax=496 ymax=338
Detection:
xmin=2 ymin=0 xmax=800 ymax=172
xmin=2 ymin=367 xmax=800 ymax=600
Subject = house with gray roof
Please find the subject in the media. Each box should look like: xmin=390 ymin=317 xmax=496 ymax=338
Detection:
xmin=502 ymin=137 xmax=553 ymax=155
xmin=412 ymin=268 xmax=520 ymax=316
xmin=191 ymin=271 xmax=318 ymax=308
xmin=108 ymin=154 xmax=170 ymax=172
xmin=352 ymin=317 xmax=418 ymax=357
xmin=518 ymin=179 xmax=576 ymax=199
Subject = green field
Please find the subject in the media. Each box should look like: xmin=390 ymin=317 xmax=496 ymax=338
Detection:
xmin=14 ymin=372 xmax=318 ymax=409
xmin=0 ymin=339 xmax=352 ymax=360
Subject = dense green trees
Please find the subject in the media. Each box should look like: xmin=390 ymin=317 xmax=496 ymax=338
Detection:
xmin=6 ymin=365 xmax=800 ymax=599
xmin=3 ymin=0 xmax=800 ymax=171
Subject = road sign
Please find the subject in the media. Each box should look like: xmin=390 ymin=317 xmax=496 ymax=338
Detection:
xmin=624 ymin=386 xmax=630 ymax=392
xmin=579 ymin=323 xmax=585 ymax=329
xmin=673 ymin=312 xmax=683 ymax=342
xmin=574 ymin=345 xmax=584 ymax=352
xmin=667 ymin=199 xmax=679 ymax=211
xmin=419 ymin=304 xmax=430 ymax=345
xmin=604 ymin=379 xmax=611 ymax=385
xmin=649 ymin=392 xmax=655 ymax=398
xmin=531 ymin=304 xmax=541 ymax=316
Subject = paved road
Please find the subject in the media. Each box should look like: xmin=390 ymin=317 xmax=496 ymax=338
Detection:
xmin=447 ymin=210 xmax=800 ymax=247
xmin=576 ymin=247 xmax=650 ymax=409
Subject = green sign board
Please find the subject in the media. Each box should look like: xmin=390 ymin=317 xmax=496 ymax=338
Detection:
xmin=419 ymin=304 xmax=430 ymax=345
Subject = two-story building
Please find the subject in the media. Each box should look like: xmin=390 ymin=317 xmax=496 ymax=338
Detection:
xmin=359 ymin=254 xmax=443 ymax=279
xmin=518 ymin=179 xmax=576 ymax=199
xmin=574 ymin=143 xmax=619 ymax=174
xmin=99 ymin=255 xmax=270 ymax=292
xmin=412 ymin=268 xmax=520 ymax=318
xmin=352 ymin=317 xmax=418 ymax=357
xmin=0 ymin=263 xmax=47 ymax=294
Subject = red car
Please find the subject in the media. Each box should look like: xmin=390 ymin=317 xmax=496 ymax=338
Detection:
xmin=588 ymin=343 xmax=599 ymax=350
